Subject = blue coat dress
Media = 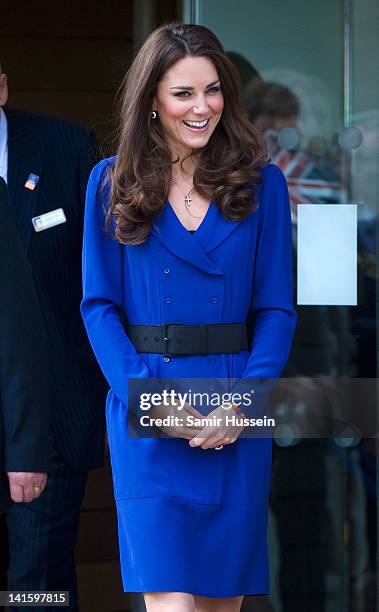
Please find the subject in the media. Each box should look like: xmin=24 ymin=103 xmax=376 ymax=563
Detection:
xmin=81 ymin=157 xmax=296 ymax=597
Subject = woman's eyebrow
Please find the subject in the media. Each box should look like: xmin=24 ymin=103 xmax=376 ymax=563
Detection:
xmin=170 ymin=80 xmax=220 ymax=90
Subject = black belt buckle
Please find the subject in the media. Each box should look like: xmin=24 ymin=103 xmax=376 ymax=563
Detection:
xmin=162 ymin=322 xmax=183 ymax=357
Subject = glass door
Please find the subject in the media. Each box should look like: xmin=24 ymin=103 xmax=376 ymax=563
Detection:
xmin=183 ymin=1 xmax=379 ymax=610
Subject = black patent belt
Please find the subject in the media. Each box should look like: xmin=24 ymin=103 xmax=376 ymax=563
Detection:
xmin=126 ymin=323 xmax=250 ymax=357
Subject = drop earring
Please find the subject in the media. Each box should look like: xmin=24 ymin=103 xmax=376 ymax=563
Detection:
xmin=150 ymin=111 xmax=157 ymax=120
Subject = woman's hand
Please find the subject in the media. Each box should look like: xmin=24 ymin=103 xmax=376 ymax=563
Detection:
xmin=188 ymin=405 xmax=246 ymax=450
xmin=149 ymin=397 xmax=205 ymax=440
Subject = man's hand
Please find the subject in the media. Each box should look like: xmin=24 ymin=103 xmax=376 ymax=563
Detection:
xmin=7 ymin=472 xmax=47 ymax=503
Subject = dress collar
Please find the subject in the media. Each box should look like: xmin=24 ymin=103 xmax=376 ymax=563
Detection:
xmin=150 ymin=199 xmax=243 ymax=275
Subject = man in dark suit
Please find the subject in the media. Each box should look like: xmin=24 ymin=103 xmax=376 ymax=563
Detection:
xmin=0 ymin=176 xmax=51 ymax=511
xmin=0 ymin=177 xmax=51 ymax=612
xmin=0 ymin=66 xmax=106 ymax=611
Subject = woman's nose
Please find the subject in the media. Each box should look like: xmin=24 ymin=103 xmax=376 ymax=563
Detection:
xmin=192 ymin=95 xmax=209 ymax=114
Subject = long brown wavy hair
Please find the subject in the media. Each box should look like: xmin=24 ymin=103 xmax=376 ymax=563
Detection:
xmin=107 ymin=22 xmax=269 ymax=244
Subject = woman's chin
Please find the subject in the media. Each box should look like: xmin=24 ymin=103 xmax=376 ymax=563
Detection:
xmin=183 ymin=135 xmax=211 ymax=151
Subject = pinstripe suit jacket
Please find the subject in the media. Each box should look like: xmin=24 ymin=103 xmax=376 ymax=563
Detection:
xmin=4 ymin=107 xmax=106 ymax=471
xmin=0 ymin=177 xmax=51 ymax=513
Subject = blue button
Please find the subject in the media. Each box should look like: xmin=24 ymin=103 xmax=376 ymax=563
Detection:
xmin=210 ymin=297 xmax=218 ymax=304
xmin=163 ymin=357 xmax=170 ymax=363
xmin=208 ymin=358 xmax=216 ymax=364
xmin=164 ymin=267 xmax=171 ymax=274
xmin=165 ymin=297 xmax=172 ymax=304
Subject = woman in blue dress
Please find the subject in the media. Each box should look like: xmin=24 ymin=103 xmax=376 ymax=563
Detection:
xmin=81 ymin=22 xmax=296 ymax=612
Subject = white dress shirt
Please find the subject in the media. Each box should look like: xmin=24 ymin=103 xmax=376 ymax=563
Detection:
xmin=0 ymin=107 xmax=8 ymax=183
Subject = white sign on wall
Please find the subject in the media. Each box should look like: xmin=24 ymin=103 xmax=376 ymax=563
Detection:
xmin=297 ymin=204 xmax=357 ymax=306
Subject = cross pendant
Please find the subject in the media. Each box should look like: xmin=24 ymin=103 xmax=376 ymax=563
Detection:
xmin=185 ymin=195 xmax=192 ymax=206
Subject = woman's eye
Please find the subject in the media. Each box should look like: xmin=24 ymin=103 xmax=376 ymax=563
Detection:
xmin=174 ymin=91 xmax=191 ymax=98
xmin=207 ymin=86 xmax=221 ymax=94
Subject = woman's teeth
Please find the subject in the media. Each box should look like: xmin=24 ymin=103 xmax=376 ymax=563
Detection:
xmin=183 ymin=119 xmax=209 ymax=129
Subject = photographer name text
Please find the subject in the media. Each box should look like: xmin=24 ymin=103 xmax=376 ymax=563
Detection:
xmin=139 ymin=414 xmax=275 ymax=428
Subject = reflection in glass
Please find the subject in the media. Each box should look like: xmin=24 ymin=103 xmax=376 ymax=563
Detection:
xmin=225 ymin=43 xmax=377 ymax=612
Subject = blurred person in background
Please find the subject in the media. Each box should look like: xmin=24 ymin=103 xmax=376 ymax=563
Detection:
xmin=235 ymin=56 xmax=372 ymax=612
xmin=244 ymin=78 xmax=346 ymax=215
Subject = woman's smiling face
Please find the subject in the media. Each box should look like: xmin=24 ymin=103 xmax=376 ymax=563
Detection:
xmin=153 ymin=55 xmax=224 ymax=159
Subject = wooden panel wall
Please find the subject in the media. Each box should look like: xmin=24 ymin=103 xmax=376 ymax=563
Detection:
xmin=0 ymin=0 xmax=180 ymax=150
xmin=0 ymin=0 xmax=134 ymax=148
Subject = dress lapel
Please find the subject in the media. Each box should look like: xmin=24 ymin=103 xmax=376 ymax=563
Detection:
xmin=151 ymin=200 xmax=243 ymax=276
xmin=5 ymin=107 xmax=43 ymax=252
xmin=194 ymin=200 xmax=242 ymax=254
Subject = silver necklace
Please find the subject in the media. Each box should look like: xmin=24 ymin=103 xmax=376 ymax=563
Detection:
xmin=171 ymin=177 xmax=203 ymax=219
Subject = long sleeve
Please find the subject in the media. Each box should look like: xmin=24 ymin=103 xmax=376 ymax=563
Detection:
xmin=80 ymin=159 xmax=149 ymax=410
xmin=231 ymin=164 xmax=297 ymax=416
